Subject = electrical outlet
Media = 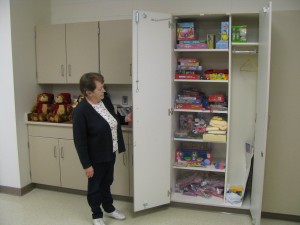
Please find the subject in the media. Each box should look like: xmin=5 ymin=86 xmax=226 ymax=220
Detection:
xmin=122 ymin=96 xmax=128 ymax=105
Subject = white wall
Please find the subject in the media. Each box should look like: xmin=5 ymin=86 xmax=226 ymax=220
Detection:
xmin=0 ymin=0 xmax=51 ymax=189
xmin=10 ymin=0 xmax=51 ymax=188
xmin=51 ymin=0 xmax=300 ymax=24
xmin=0 ymin=0 xmax=20 ymax=188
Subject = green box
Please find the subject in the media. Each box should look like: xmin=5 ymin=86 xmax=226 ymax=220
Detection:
xmin=232 ymin=25 xmax=247 ymax=42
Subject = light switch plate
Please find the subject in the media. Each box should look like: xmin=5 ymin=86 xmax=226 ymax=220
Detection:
xmin=122 ymin=96 xmax=128 ymax=105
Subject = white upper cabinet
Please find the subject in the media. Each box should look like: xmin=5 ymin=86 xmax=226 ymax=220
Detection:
xmin=66 ymin=22 xmax=99 ymax=83
xmin=36 ymin=22 xmax=99 ymax=84
xmin=36 ymin=24 xmax=66 ymax=84
xmin=99 ymin=20 xmax=132 ymax=84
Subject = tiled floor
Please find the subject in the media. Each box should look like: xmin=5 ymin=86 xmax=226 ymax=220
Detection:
xmin=0 ymin=189 xmax=298 ymax=225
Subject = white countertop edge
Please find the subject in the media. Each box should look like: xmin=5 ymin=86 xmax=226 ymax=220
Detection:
xmin=26 ymin=121 xmax=133 ymax=131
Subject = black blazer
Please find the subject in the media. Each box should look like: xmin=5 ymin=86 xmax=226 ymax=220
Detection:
xmin=72 ymin=97 xmax=126 ymax=169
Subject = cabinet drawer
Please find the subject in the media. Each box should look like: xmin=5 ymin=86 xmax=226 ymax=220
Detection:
xmin=28 ymin=124 xmax=73 ymax=139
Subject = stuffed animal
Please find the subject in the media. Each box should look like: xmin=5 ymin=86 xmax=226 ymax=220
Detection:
xmin=47 ymin=93 xmax=72 ymax=123
xmin=30 ymin=93 xmax=54 ymax=121
xmin=71 ymin=94 xmax=84 ymax=108
xmin=69 ymin=94 xmax=84 ymax=122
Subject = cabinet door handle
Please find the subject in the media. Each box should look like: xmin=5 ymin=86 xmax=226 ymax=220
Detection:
xmin=68 ymin=64 xmax=71 ymax=76
xmin=54 ymin=146 xmax=57 ymax=158
xmin=123 ymin=152 xmax=127 ymax=166
xmin=61 ymin=65 xmax=64 ymax=77
xmin=60 ymin=147 xmax=64 ymax=159
xmin=130 ymin=64 xmax=132 ymax=77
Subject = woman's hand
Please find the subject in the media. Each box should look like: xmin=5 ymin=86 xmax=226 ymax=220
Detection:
xmin=125 ymin=113 xmax=133 ymax=123
xmin=85 ymin=166 xmax=94 ymax=178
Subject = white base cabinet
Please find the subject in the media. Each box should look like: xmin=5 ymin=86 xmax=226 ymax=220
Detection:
xmin=28 ymin=123 xmax=133 ymax=196
xmin=111 ymin=131 xmax=133 ymax=197
xmin=28 ymin=125 xmax=87 ymax=190
xmin=132 ymin=3 xmax=272 ymax=225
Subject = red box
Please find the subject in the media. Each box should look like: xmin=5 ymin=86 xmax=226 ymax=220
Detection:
xmin=175 ymin=103 xmax=203 ymax=110
xmin=208 ymin=94 xmax=225 ymax=102
xmin=175 ymin=74 xmax=200 ymax=80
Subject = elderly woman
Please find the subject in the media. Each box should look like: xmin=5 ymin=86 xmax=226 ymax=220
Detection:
xmin=72 ymin=72 xmax=132 ymax=225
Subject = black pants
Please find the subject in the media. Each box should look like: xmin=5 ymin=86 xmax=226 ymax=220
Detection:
xmin=87 ymin=153 xmax=116 ymax=219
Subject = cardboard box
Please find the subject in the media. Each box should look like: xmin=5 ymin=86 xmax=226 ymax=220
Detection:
xmin=232 ymin=25 xmax=247 ymax=42
xmin=177 ymin=22 xmax=195 ymax=40
xmin=203 ymin=133 xmax=226 ymax=142
xmin=221 ymin=22 xmax=229 ymax=41
xmin=207 ymin=34 xmax=215 ymax=49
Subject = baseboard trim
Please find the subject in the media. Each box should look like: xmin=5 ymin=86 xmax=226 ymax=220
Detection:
xmin=35 ymin=184 xmax=133 ymax=202
xmin=35 ymin=184 xmax=87 ymax=196
xmin=262 ymin=212 xmax=300 ymax=222
xmin=112 ymin=194 xmax=133 ymax=202
xmin=0 ymin=183 xmax=35 ymax=196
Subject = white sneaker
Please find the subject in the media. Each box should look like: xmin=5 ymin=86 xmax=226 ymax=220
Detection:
xmin=107 ymin=210 xmax=126 ymax=220
xmin=93 ymin=218 xmax=105 ymax=225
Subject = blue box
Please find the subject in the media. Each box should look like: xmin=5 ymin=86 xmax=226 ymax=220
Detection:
xmin=216 ymin=40 xmax=228 ymax=49
xmin=221 ymin=22 xmax=229 ymax=41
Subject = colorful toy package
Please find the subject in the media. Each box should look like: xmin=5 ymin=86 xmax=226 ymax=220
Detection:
xmin=177 ymin=22 xmax=196 ymax=41
xmin=232 ymin=25 xmax=247 ymax=42
xmin=221 ymin=22 xmax=229 ymax=41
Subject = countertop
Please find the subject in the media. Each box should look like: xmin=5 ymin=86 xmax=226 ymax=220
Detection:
xmin=26 ymin=121 xmax=133 ymax=132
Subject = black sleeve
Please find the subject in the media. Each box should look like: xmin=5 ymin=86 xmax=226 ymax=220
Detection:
xmin=117 ymin=111 xmax=128 ymax=125
xmin=72 ymin=104 xmax=91 ymax=169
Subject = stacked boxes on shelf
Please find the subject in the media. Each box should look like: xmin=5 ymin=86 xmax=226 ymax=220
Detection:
xmin=175 ymin=58 xmax=202 ymax=80
xmin=176 ymin=21 xmax=229 ymax=49
xmin=176 ymin=22 xmax=207 ymax=49
xmin=175 ymin=142 xmax=212 ymax=167
xmin=174 ymin=88 xmax=206 ymax=110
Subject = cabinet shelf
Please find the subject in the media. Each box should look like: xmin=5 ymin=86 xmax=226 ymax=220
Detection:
xmin=171 ymin=192 xmax=225 ymax=207
xmin=174 ymin=49 xmax=229 ymax=53
xmin=173 ymin=109 xmax=228 ymax=114
xmin=171 ymin=192 xmax=244 ymax=208
xmin=174 ymin=138 xmax=226 ymax=144
xmin=173 ymin=165 xmax=225 ymax=173
xmin=174 ymin=79 xmax=228 ymax=83
xmin=231 ymin=42 xmax=259 ymax=46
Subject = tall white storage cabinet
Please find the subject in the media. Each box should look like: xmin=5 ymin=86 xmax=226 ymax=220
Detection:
xmin=132 ymin=3 xmax=272 ymax=225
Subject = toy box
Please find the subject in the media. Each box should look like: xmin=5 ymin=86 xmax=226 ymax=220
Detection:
xmin=221 ymin=22 xmax=229 ymax=41
xmin=175 ymin=142 xmax=212 ymax=167
xmin=176 ymin=43 xmax=207 ymax=49
xmin=208 ymin=94 xmax=225 ymax=103
xmin=174 ymin=103 xmax=204 ymax=110
xmin=206 ymin=34 xmax=215 ymax=49
xmin=204 ymin=69 xmax=229 ymax=80
xmin=177 ymin=22 xmax=196 ymax=41
xmin=216 ymin=40 xmax=228 ymax=49
xmin=232 ymin=25 xmax=247 ymax=42
xmin=203 ymin=133 xmax=226 ymax=142
xmin=175 ymin=74 xmax=200 ymax=80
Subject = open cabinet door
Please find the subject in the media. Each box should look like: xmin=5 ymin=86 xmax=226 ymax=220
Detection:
xmin=132 ymin=11 xmax=173 ymax=212
xmin=250 ymin=2 xmax=272 ymax=225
